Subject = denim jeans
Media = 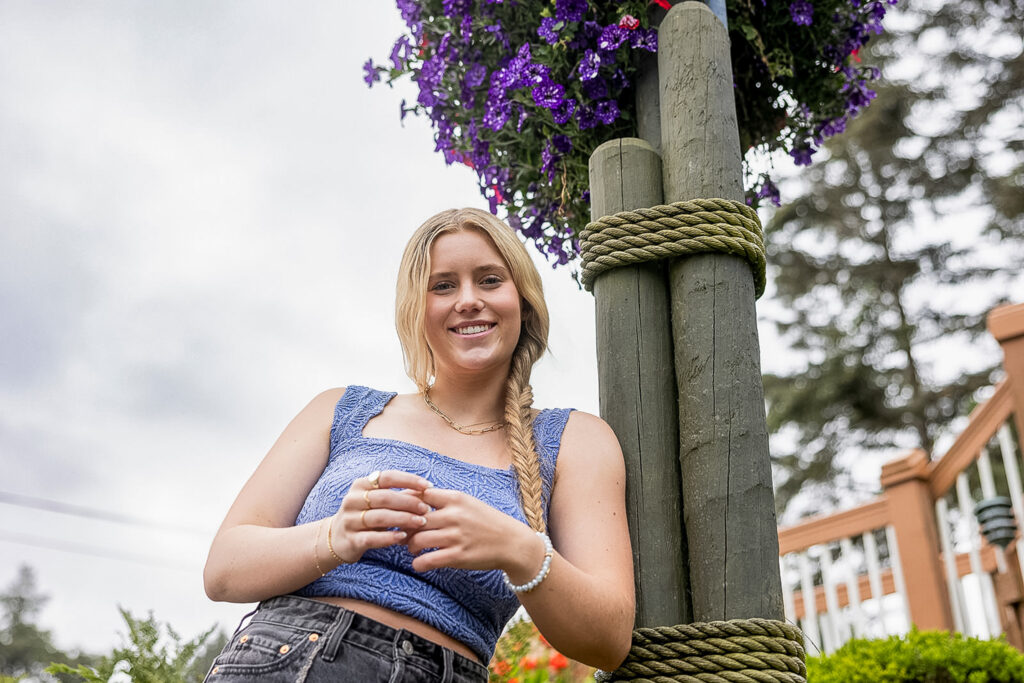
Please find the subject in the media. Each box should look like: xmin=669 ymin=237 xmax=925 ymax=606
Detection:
xmin=204 ymin=595 xmax=490 ymax=683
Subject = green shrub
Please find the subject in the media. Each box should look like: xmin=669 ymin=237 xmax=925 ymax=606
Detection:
xmin=807 ymin=629 xmax=1024 ymax=683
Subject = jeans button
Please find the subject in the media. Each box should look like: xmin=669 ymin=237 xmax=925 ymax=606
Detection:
xmin=401 ymin=639 xmax=414 ymax=655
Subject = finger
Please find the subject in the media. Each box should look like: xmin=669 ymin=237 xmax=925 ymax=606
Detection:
xmin=411 ymin=547 xmax=459 ymax=573
xmin=419 ymin=486 xmax=457 ymax=507
xmin=404 ymin=528 xmax=452 ymax=555
xmin=353 ymin=529 xmax=409 ymax=552
xmin=350 ymin=509 xmax=428 ymax=531
xmin=365 ymin=489 xmax=431 ymax=514
xmin=370 ymin=471 xmax=433 ymax=491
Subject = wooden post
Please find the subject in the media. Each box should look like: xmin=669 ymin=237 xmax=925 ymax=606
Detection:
xmin=589 ymin=139 xmax=692 ymax=627
xmin=993 ymin=543 xmax=1024 ymax=651
xmin=658 ymin=1 xmax=783 ymax=621
xmin=988 ymin=303 xmax=1024 ymax=446
xmin=879 ymin=449 xmax=954 ymax=630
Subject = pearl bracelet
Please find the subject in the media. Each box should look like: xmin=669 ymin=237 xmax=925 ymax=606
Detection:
xmin=502 ymin=531 xmax=554 ymax=594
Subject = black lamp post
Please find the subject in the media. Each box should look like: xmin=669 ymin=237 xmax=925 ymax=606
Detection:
xmin=975 ymin=497 xmax=1018 ymax=550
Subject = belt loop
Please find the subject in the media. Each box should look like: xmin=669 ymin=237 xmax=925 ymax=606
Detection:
xmin=232 ymin=605 xmax=260 ymax=636
xmin=441 ymin=647 xmax=454 ymax=683
xmin=320 ymin=608 xmax=355 ymax=663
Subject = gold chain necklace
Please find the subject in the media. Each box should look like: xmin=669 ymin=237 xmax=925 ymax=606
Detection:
xmin=423 ymin=390 xmax=506 ymax=435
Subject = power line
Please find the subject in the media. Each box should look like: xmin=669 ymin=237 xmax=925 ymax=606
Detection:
xmin=0 ymin=530 xmax=200 ymax=573
xmin=0 ymin=490 xmax=210 ymax=537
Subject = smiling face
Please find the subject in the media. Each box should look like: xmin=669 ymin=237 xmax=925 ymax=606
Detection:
xmin=424 ymin=229 xmax=522 ymax=381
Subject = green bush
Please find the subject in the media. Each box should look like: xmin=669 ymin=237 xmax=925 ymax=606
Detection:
xmin=807 ymin=629 xmax=1024 ymax=683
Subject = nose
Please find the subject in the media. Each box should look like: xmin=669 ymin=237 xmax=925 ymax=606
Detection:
xmin=453 ymin=283 xmax=484 ymax=313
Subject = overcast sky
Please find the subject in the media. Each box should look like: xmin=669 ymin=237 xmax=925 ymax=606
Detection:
xmin=0 ymin=1 xmax=631 ymax=655
xmin=1 ymin=0 xmax=1020 ymax=661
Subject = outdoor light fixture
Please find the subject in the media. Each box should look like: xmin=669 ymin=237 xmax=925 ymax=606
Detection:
xmin=975 ymin=497 xmax=1018 ymax=550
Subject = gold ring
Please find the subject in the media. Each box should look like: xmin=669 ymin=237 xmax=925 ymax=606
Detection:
xmin=367 ymin=470 xmax=381 ymax=489
xmin=363 ymin=489 xmax=373 ymax=509
xmin=361 ymin=509 xmax=370 ymax=528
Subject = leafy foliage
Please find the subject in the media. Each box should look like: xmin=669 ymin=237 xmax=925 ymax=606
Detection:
xmin=807 ymin=629 xmax=1024 ymax=682
xmin=367 ymin=0 xmax=893 ymax=268
xmin=762 ymin=0 xmax=1024 ymax=515
xmin=46 ymin=610 xmax=224 ymax=683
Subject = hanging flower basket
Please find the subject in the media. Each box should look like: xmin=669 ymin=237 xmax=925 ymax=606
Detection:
xmin=366 ymin=0 xmax=895 ymax=270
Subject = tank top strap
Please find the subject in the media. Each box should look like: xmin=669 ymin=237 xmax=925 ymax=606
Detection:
xmin=530 ymin=408 xmax=574 ymax=515
xmin=329 ymin=386 xmax=397 ymax=453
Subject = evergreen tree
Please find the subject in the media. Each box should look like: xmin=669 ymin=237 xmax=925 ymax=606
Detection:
xmin=0 ymin=565 xmax=94 ymax=681
xmin=763 ymin=0 xmax=1024 ymax=516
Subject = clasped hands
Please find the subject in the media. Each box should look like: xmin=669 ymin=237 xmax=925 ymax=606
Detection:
xmin=324 ymin=469 xmax=540 ymax=577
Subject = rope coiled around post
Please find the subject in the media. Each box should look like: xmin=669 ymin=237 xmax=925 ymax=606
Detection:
xmin=597 ymin=619 xmax=806 ymax=683
xmin=579 ymin=198 xmax=766 ymax=297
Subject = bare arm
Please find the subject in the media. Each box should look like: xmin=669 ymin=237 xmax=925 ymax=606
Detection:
xmin=514 ymin=411 xmax=634 ymax=669
xmin=203 ymin=388 xmax=431 ymax=603
xmin=406 ymin=411 xmax=634 ymax=670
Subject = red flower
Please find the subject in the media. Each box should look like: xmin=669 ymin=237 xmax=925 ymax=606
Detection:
xmin=537 ymin=632 xmax=551 ymax=648
xmin=522 ymin=656 xmax=538 ymax=670
xmin=618 ymin=14 xmax=640 ymax=30
xmin=492 ymin=660 xmax=511 ymax=676
xmin=651 ymin=0 xmax=671 ymax=10
xmin=492 ymin=185 xmax=505 ymax=203
xmin=850 ymin=48 xmax=861 ymax=63
xmin=549 ymin=652 xmax=569 ymax=671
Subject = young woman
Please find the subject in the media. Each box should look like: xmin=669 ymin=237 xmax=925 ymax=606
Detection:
xmin=202 ymin=208 xmax=634 ymax=682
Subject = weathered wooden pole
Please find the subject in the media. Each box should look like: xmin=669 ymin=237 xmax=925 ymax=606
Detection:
xmin=659 ymin=1 xmax=784 ymax=621
xmin=589 ymin=139 xmax=692 ymax=627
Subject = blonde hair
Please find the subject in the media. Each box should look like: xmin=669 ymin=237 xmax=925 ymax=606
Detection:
xmin=396 ymin=208 xmax=550 ymax=531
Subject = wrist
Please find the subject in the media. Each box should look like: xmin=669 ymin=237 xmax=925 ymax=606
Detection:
xmin=502 ymin=530 xmax=553 ymax=594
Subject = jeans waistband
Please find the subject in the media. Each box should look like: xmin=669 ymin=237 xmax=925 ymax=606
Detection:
xmin=254 ymin=595 xmax=488 ymax=681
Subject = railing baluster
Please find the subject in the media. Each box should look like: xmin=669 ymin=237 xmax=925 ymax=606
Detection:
xmin=937 ymin=497 xmax=968 ymax=633
xmin=957 ymin=471 xmax=1000 ymax=637
xmin=884 ymin=525 xmax=910 ymax=633
xmin=863 ymin=530 xmax=885 ymax=635
xmin=820 ymin=545 xmax=843 ymax=649
xmin=798 ymin=550 xmax=822 ymax=655
xmin=997 ymin=423 xmax=1024 ymax=582
xmin=840 ymin=536 xmax=865 ymax=638
xmin=781 ymin=555 xmax=797 ymax=625
xmin=977 ymin=447 xmax=1008 ymax=573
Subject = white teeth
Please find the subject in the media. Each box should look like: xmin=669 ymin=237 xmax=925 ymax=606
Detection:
xmin=455 ymin=324 xmax=491 ymax=335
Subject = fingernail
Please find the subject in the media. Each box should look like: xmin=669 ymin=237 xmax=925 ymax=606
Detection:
xmin=414 ymin=516 xmax=426 ymax=526
xmin=421 ymin=479 xmax=433 ymax=488
xmin=395 ymin=531 xmax=407 ymax=539
xmin=418 ymin=503 xmax=429 ymax=514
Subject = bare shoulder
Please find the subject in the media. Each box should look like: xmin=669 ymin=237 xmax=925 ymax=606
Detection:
xmin=557 ymin=410 xmax=624 ymax=473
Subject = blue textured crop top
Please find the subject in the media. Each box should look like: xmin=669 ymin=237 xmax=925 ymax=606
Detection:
xmin=292 ymin=386 xmax=573 ymax=663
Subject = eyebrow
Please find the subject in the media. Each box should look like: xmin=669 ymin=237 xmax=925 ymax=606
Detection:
xmin=429 ymin=264 xmax=510 ymax=279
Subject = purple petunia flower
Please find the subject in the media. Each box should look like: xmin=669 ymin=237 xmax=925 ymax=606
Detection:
xmin=577 ymin=103 xmax=598 ymax=130
xmin=629 ymin=27 xmax=658 ymax=52
xmin=595 ymin=100 xmax=620 ymax=125
xmin=790 ymin=145 xmax=815 ymax=166
xmin=538 ymin=17 xmax=562 ymax=45
xmin=390 ymin=36 xmax=412 ymax=70
xmin=551 ymin=99 xmax=576 ymax=124
xmin=554 ymin=0 xmax=588 ymax=23
xmin=583 ymin=77 xmax=609 ymax=100
xmin=755 ymin=178 xmax=781 ymax=207
xmin=465 ymin=63 xmax=488 ymax=88
xmin=579 ymin=50 xmax=601 ymax=80
xmin=598 ymin=25 xmax=628 ymax=51
xmin=789 ymin=0 xmax=814 ymax=26
xmin=532 ymin=80 xmax=565 ymax=108
xmin=552 ymin=134 xmax=572 ymax=154
xmin=363 ymin=58 xmax=380 ymax=87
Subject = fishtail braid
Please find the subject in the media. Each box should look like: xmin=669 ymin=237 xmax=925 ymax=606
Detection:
xmin=504 ymin=337 xmax=547 ymax=533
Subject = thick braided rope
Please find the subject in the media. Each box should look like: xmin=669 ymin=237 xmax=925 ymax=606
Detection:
xmin=601 ymin=619 xmax=806 ymax=683
xmin=579 ymin=199 xmax=766 ymax=297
